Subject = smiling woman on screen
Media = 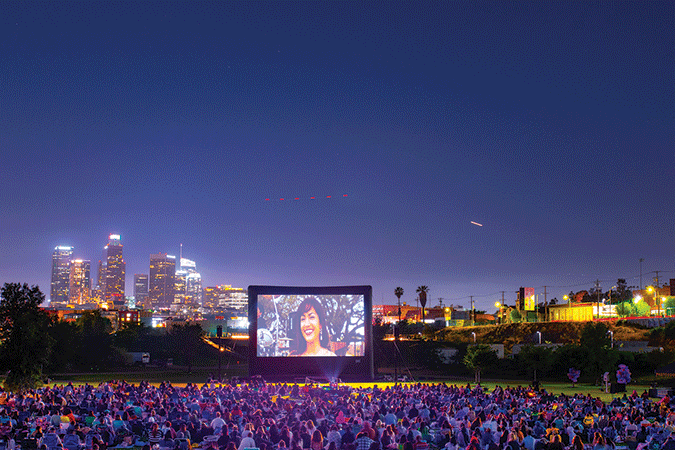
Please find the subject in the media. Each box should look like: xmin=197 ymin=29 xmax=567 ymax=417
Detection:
xmin=292 ymin=297 xmax=336 ymax=356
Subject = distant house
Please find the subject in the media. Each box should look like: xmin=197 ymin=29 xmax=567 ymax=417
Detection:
xmin=548 ymin=302 xmax=593 ymax=322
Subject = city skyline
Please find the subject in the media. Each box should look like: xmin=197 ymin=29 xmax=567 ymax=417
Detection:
xmin=42 ymin=232 xmax=672 ymax=309
xmin=2 ymin=2 xmax=674 ymax=312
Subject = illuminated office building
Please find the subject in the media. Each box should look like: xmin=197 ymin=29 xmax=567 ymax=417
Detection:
xmin=104 ymin=234 xmax=126 ymax=303
xmin=95 ymin=259 xmax=106 ymax=302
xmin=50 ymin=246 xmax=73 ymax=303
xmin=68 ymin=260 xmax=91 ymax=305
xmin=203 ymin=286 xmax=219 ymax=308
xmin=149 ymin=253 xmax=176 ymax=309
xmin=134 ymin=274 xmax=149 ymax=307
xmin=186 ymin=272 xmax=203 ymax=306
xmin=202 ymin=285 xmax=246 ymax=311
xmin=174 ymin=258 xmax=202 ymax=306
xmin=174 ymin=268 xmax=188 ymax=305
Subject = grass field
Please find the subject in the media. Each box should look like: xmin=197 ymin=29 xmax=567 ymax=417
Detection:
xmin=37 ymin=371 xmax=652 ymax=403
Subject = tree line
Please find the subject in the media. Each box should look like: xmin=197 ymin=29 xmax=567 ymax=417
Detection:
xmin=0 ymin=283 xmax=206 ymax=392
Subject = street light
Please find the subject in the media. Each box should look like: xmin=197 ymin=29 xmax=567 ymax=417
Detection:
xmin=608 ymin=285 xmax=617 ymax=317
xmin=608 ymin=330 xmax=614 ymax=349
xmin=471 ymin=331 xmax=476 ymax=343
xmin=535 ymin=331 xmax=542 ymax=345
xmin=647 ymin=286 xmax=657 ymax=316
xmin=495 ymin=302 xmax=501 ymax=325
xmin=563 ymin=295 xmax=570 ymax=321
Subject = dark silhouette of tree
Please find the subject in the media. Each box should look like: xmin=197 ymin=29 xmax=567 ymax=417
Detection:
xmin=463 ymin=344 xmax=497 ymax=383
xmin=114 ymin=322 xmax=150 ymax=351
xmin=394 ymin=287 xmax=403 ymax=342
xmin=76 ymin=310 xmax=114 ymax=370
xmin=518 ymin=344 xmax=553 ymax=382
xmin=579 ymin=322 xmax=619 ymax=383
xmin=394 ymin=287 xmax=403 ymax=320
xmin=46 ymin=320 xmax=79 ymax=373
xmin=616 ymin=279 xmax=633 ymax=302
xmin=169 ymin=323 xmax=203 ymax=372
xmin=416 ymin=286 xmax=429 ymax=322
xmin=0 ymin=283 xmax=54 ymax=392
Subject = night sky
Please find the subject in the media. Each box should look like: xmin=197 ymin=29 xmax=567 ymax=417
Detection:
xmin=2 ymin=1 xmax=673 ymax=311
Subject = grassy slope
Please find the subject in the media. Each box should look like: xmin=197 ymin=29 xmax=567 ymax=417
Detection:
xmin=436 ymin=321 xmax=651 ymax=352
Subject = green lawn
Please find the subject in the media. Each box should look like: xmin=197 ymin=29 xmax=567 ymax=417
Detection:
xmin=34 ymin=371 xmax=653 ymax=402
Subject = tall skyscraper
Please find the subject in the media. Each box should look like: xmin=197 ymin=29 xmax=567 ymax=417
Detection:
xmin=149 ymin=253 xmax=176 ymax=310
xmin=174 ymin=268 xmax=188 ymax=305
xmin=68 ymin=259 xmax=91 ymax=305
xmin=175 ymin=257 xmax=203 ymax=306
xmin=95 ymin=259 xmax=106 ymax=301
xmin=134 ymin=274 xmax=149 ymax=307
xmin=104 ymin=234 xmax=126 ymax=302
xmin=50 ymin=246 xmax=73 ymax=303
xmin=186 ymin=272 xmax=203 ymax=306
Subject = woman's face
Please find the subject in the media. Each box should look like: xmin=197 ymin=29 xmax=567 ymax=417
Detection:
xmin=300 ymin=306 xmax=321 ymax=344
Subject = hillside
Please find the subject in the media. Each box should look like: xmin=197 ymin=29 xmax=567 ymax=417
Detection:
xmin=435 ymin=321 xmax=651 ymax=353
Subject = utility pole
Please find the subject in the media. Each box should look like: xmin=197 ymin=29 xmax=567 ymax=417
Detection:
xmin=595 ymin=279 xmax=601 ymax=318
xmin=640 ymin=258 xmax=644 ymax=290
xmin=396 ymin=298 xmax=400 ymax=385
xmin=500 ymin=291 xmax=505 ymax=324
xmin=470 ymin=296 xmax=475 ymax=326
xmin=543 ymin=286 xmax=548 ymax=322
xmin=655 ymin=271 xmax=661 ymax=315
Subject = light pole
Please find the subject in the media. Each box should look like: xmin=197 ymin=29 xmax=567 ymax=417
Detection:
xmin=535 ymin=331 xmax=541 ymax=345
xmin=608 ymin=285 xmax=617 ymax=317
xmin=470 ymin=296 xmax=475 ymax=326
xmin=394 ymin=287 xmax=403 ymax=386
xmin=648 ymin=286 xmax=657 ymax=316
xmin=563 ymin=295 xmax=570 ymax=321
xmin=471 ymin=331 xmax=476 ymax=343
xmin=495 ymin=302 xmax=501 ymax=325
xmin=218 ymin=346 xmax=224 ymax=381
xmin=639 ymin=258 xmax=644 ymax=290
xmin=608 ymin=330 xmax=614 ymax=349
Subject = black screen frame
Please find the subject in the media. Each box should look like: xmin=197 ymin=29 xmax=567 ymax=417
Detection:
xmin=248 ymin=285 xmax=374 ymax=381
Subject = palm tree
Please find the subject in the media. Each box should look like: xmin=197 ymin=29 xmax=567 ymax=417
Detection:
xmin=394 ymin=287 xmax=404 ymax=322
xmin=393 ymin=287 xmax=404 ymax=384
xmin=416 ymin=285 xmax=429 ymax=323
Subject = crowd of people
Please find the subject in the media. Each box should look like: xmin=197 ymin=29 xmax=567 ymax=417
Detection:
xmin=0 ymin=378 xmax=672 ymax=450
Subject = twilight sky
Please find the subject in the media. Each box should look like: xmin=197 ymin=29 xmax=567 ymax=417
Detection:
xmin=1 ymin=1 xmax=673 ymax=311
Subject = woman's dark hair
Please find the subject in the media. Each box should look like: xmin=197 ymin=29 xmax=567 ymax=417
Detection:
xmin=311 ymin=430 xmax=323 ymax=443
xmin=295 ymin=297 xmax=330 ymax=354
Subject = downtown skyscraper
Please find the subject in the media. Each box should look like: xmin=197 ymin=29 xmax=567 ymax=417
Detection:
xmin=104 ymin=234 xmax=125 ymax=303
xmin=149 ymin=253 xmax=175 ymax=310
xmin=68 ymin=259 xmax=91 ymax=305
xmin=175 ymin=257 xmax=203 ymax=307
xmin=50 ymin=246 xmax=73 ymax=302
xmin=134 ymin=273 xmax=149 ymax=307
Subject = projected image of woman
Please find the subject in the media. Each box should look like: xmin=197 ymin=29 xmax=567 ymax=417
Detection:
xmin=293 ymin=297 xmax=336 ymax=356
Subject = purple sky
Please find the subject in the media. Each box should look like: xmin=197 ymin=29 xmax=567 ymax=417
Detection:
xmin=2 ymin=2 xmax=673 ymax=312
